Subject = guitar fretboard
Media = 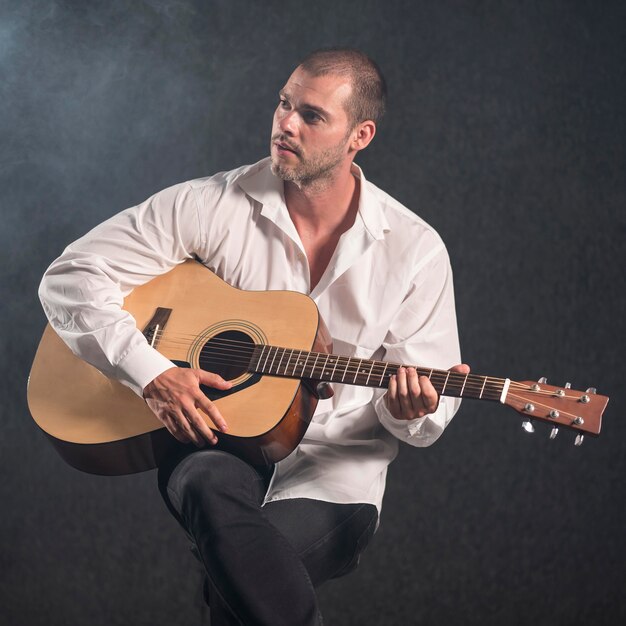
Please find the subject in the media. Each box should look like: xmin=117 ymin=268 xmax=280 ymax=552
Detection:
xmin=250 ymin=345 xmax=504 ymax=401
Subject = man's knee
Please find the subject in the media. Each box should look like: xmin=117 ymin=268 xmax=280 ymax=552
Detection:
xmin=160 ymin=449 xmax=262 ymax=513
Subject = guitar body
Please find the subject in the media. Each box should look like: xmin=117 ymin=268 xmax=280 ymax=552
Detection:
xmin=28 ymin=261 xmax=330 ymax=474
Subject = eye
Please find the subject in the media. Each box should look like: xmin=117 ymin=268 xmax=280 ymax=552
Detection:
xmin=278 ymin=97 xmax=290 ymax=109
xmin=302 ymin=110 xmax=322 ymax=124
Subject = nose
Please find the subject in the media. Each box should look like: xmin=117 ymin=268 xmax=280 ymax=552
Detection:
xmin=277 ymin=109 xmax=298 ymax=136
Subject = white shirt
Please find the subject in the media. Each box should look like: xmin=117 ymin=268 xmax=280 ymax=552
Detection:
xmin=39 ymin=158 xmax=462 ymax=513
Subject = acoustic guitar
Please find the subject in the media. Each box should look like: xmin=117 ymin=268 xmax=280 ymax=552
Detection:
xmin=27 ymin=260 xmax=608 ymax=475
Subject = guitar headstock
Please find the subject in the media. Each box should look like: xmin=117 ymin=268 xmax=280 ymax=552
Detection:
xmin=504 ymin=378 xmax=608 ymax=445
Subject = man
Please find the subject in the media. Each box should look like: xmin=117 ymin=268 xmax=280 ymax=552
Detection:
xmin=39 ymin=49 xmax=469 ymax=625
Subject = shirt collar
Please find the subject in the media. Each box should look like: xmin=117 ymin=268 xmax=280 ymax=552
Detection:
xmin=350 ymin=162 xmax=390 ymax=241
xmin=237 ymin=157 xmax=391 ymax=241
xmin=237 ymin=158 xmax=286 ymax=223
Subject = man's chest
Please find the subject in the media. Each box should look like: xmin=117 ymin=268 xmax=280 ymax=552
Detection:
xmin=299 ymin=230 xmax=344 ymax=292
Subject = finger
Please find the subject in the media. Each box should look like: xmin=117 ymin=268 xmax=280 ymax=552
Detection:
xmin=187 ymin=406 xmax=220 ymax=445
xmin=194 ymin=369 xmax=231 ymax=432
xmin=161 ymin=411 xmax=192 ymax=444
xmin=195 ymin=393 xmax=229 ymax=433
xmin=197 ymin=369 xmax=233 ymax=390
xmin=449 ymin=363 xmax=471 ymax=375
xmin=145 ymin=398 xmax=192 ymax=444
xmin=386 ymin=374 xmax=400 ymax=416
xmin=406 ymin=368 xmax=421 ymax=407
xmin=171 ymin=405 xmax=205 ymax=447
xmin=181 ymin=399 xmax=219 ymax=446
xmin=418 ymin=375 xmax=439 ymax=415
xmin=396 ymin=367 xmax=415 ymax=416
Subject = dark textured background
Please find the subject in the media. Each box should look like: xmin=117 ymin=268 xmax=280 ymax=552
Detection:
xmin=1 ymin=1 xmax=625 ymax=624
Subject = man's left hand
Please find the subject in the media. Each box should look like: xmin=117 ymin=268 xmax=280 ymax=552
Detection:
xmin=385 ymin=363 xmax=471 ymax=420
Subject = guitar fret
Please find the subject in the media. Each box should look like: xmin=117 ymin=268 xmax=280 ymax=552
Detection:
xmin=353 ymin=359 xmax=362 ymax=384
xmin=275 ymin=348 xmax=286 ymax=374
xmin=479 ymin=377 xmax=487 ymax=399
xmin=255 ymin=345 xmax=267 ymax=372
xmin=299 ymin=351 xmax=308 ymax=376
xmin=267 ymin=346 xmax=279 ymax=374
xmin=341 ymin=359 xmax=348 ymax=382
xmin=379 ymin=362 xmax=388 ymax=387
xmin=459 ymin=373 xmax=468 ymax=396
xmin=321 ymin=354 xmax=330 ymax=378
xmin=310 ymin=352 xmax=320 ymax=378
xmin=365 ymin=361 xmax=374 ymax=386
xmin=296 ymin=351 xmax=306 ymax=377
xmin=284 ymin=349 xmax=295 ymax=375
xmin=261 ymin=345 xmax=273 ymax=373
xmin=441 ymin=371 xmax=451 ymax=395
xmin=330 ymin=356 xmax=339 ymax=381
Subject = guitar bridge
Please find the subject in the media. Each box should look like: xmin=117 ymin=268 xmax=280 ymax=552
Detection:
xmin=142 ymin=307 xmax=173 ymax=350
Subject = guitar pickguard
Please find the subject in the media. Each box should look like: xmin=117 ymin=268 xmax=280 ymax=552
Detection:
xmin=172 ymin=359 xmax=263 ymax=401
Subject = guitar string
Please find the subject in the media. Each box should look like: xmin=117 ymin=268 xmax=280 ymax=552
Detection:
xmin=157 ymin=347 xmax=583 ymax=400
xmin=190 ymin=344 xmax=500 ymax=390
xmin=148 ymin=329 xmax=507 ymax=381
xmin=146 ymin=337 xmax=592 ymax=405
xmin=146 ymin=332 xmax=588 ymax=398
xmin=194 ymin=344 xmax=500 ymax=389
xmin=197 ymin=349 xmax=589 ymax=402
xmin=197 ymin=347 xmax=585 ymax=398
xmin=193 ymin=349 xmax=496 ymax=385
xmin=505 ymin=391 xmax=589 ymax=424
xmin=196 ymin=356 xmax=503 ymax=400
xmin=150 ymin=331 xmax=518 ymax=384
xmin=148 ymin=332 xmax=507 ymax=390
xmin=189 ymin=353 xmax=503 ymax=399
xmin=149 ymin=328 xmax=512 ymax=393
xmin=184 ymin=342 xmax=578 ymax=404
xmin=153 ymin=337 xmax=567 ymax=397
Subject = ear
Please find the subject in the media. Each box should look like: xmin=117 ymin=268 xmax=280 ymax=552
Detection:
xmin=349 ymin=120 xmax=376 ymax=152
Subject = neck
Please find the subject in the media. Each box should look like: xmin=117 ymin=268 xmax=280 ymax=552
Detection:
xmin=249 ymin=343 xmax=507 ymax=402
xmin=284 ymin=161 xmax=358 ymax=233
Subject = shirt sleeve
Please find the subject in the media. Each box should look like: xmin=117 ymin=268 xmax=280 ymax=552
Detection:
xmin=38 ymin=182 xmax=205 ymax=396
xmin=374 ymin=240 xmax=463 ymax=447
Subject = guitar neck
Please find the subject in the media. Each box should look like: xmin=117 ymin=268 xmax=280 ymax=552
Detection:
xmin=250 ymin=345 xmax=506 ymax=402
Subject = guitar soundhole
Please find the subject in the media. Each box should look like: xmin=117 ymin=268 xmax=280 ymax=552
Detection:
xmin=200 ymin=330 xmax=254 ymax=381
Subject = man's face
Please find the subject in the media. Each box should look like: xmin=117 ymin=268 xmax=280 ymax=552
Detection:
xmin=270 ymin=67 xmax=355 ymax=187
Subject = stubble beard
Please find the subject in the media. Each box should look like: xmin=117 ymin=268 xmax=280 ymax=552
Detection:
xmin=271 ymin=137 xmax=348 ymax=192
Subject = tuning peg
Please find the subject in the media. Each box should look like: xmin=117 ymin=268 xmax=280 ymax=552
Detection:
xmin=538 ymin=377 xmax=548 ymax=384
xmin=574 ymin=433 xmax=584 ymax=446
xmin=522 ymin=419 xmax=535 ymax=433
xmin=564 ymin=382 xmax=571 ymax=389
xmin=586 ymin=387 xmax=597 ymax=394
xmin=549 ymin=427 xmax=559 ymax=440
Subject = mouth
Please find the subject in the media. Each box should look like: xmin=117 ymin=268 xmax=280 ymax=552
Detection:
xmin=273 ymin=139 xmax=300 ymax=157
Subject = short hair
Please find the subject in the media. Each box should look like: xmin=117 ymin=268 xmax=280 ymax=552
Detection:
xmin=297 ymin=48 xmax=387 ymax=127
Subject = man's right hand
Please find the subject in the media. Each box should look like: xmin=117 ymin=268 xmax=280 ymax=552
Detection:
xmin=143 ymin=367 xmax=232 ymax=447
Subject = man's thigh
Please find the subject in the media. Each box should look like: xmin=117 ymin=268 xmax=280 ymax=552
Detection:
xmin=263 ymin=498 xmax=378 ymax=587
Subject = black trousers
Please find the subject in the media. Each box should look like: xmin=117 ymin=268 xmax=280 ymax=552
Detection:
xmin=158 ymin=447 xmax=378 ymax=625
